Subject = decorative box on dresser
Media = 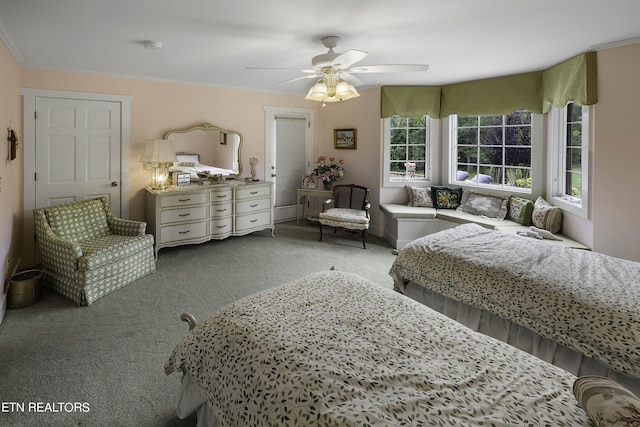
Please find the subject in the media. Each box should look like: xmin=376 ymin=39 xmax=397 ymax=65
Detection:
xmin=145 ymin=181 xmax=274 ymax=257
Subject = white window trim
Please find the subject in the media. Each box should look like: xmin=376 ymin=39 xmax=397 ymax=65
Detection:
xmin=546 ymin=105 xmax=591 ymax=219
xmin=381 ymin=116 xmax=439 ymax=188
xmin=442 ymin=114 xmax=543 ymax=197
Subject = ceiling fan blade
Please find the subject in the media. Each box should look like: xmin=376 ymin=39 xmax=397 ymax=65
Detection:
xmin=338 ymin=73 xmax=364 ymax=87
xmin=348 ymin=64 xmax=429 ymax=73
xmin=247 ymin=67 xmax=317 ymax=73
xmin=331 ymin=49 xmax=368 ymax=69
xmin=274 ymin=74 xmax=320 ymax=87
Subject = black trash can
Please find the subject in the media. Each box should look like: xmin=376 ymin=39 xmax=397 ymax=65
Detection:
xmin=8 ymin=269 xmax=43 ymax=308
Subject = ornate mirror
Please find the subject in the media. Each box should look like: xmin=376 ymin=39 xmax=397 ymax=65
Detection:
xmin=164 ymin=122 xmax=243 ymax=180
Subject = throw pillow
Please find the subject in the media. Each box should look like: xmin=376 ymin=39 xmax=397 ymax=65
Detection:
xmin=431 ymin=186 xmax=463 ymax=209
xmin=456 ymin=190 xmax=509 ymax=219
xmin=456 ymin=170 xmax=469 ymax=181
xmin=507 ymin=196 xmax=534 ymax=225
xmin=573 ymin=376 xmax=640 ymax=427
xmin=405 ymin=186 xmax=433 ymax=207
xmin=532 ymin=196 xmax=562 ymax=233
xmin=470 ymin=173 xmax=492 ymax=184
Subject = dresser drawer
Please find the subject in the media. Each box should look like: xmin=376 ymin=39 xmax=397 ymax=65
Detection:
xmin=160 ymin=206 xmax=207 ymax=224
xmin=160 ymin=221 xmax=207 ymax=244
xmin=210 ymin=202 xmax=233 ymax=218
xmin=210 ymin=189 xmax=233 ymax=203
xmin=235 ymin=197 xmax=271 ymax=214
xmin=236 ymin=185 xmax=271 ymax=200
xmin=235 ymin=211 xmax=272 ymax=232
xmin=210 ymin=217 xmax=233 ymax=236
xmin=160 ymin=192 xmax=207 ymax=208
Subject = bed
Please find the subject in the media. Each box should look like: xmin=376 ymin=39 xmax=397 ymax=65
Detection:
xmin=389 ymin=223 xmax=640 ymax=395
xmin=165 ymin=270 xmax=592 ymax=426
xmin=169 ymin=153 xmax=236 ymax=179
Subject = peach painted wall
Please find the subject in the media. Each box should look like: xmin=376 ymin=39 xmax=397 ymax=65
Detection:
xmin=316 ymin=88 xmax=383 ymax=234
xmin=20 ymin=68 xmax=319 ymax=225
xmin=592 ymin=43 xmax=640 ymax=261
xmin=0 ymin=38 xmax=23 ymax=322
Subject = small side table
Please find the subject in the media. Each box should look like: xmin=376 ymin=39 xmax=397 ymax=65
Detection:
xmin=297 ymin=188 xmax=333 ymax=224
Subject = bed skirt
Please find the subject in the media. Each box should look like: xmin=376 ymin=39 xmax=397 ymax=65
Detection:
xmin=405 ymin=280 xmax=640 ymax=396
xmin=177 ymin=373 xmax=218 ymax=427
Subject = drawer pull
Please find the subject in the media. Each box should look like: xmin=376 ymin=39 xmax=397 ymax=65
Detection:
xmin=250 ymin=191 xmax=259 ymax=195
xmin=178 ymin=213 xmax=190 ymax=217
xmin=216 ymin=195 xmax=228 ymax=199
xmin=216 ymin=208 xmax=227 ymax=212
xmin=250 ymin=219 xmax=258 ymax=223
xmin=178 ymin=230 xmax=190 ymax=235
xmin=216 ymin=225 xmax=227 ymax=229
xmin=178 ymin=198 xmax=191 ymax=202
xmin=250 ymin=204 xmax=258 ymax=208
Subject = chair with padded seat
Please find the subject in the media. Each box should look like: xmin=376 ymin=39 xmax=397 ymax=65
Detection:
xmin=318 ymin=184 xmax=370 ymax=249
xmin=34 ymin=197 xmax=156 ymax=306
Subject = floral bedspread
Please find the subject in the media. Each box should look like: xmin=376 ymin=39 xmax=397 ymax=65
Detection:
xmin=166 ymin=270 xmax=589 ymax=426
xmin=389 ymin=223 xmax=640 ymax=380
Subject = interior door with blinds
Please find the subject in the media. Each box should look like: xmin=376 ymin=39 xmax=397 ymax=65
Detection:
xmin=273 ymin=115 xmax=308 ymax=222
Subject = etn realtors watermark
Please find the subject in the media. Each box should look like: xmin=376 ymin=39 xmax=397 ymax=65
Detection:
xmin=2 ymin=401 xmax=90 ymax=413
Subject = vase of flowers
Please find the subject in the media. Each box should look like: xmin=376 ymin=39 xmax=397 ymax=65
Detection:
xmin=313 ymin=156 xmax=345 ymax=189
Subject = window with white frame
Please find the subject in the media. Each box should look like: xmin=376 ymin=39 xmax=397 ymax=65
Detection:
xmin=548 ymin=103 xmax=590 ymax=217
xmin=383 ymin=115 xmax=433 ymax=185
xmin=451 ymin=111 xmax=533 ymax=191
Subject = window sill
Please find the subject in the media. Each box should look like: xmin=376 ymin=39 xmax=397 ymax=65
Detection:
xmin=550 ymin=195 xmax=588 ymax=219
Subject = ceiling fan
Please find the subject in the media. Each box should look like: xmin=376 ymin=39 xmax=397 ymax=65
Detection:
xmin=248 ymin=36 xmax=429 ymax=102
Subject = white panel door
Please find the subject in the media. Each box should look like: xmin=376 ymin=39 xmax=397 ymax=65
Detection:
xmin=35 ymin=97 xmax=122 ymax=210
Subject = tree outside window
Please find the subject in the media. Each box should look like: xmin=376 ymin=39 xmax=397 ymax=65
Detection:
xmin=389 ymin=115 xmax=428 ymax=181
xmin=454 ymin=111 xmax=532 ymax=189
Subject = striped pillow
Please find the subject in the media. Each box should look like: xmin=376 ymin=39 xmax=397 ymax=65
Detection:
xmin=573 ymin=376 xmax=640 ymax=426
xmin=532 ymin=197 xmax=562 ymax=233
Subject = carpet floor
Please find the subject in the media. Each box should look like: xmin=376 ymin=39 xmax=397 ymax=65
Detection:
xmin=0 ymin=221 xmax=397 ymax=426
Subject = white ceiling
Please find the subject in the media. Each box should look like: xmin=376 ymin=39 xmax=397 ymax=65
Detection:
xmin=1 ymin=0 xmax=640 ymax=97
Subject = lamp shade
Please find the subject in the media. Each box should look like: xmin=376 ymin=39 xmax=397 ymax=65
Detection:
xmin=305 ymin=81 xmax=329 ymax=101
xmin=139 ymin=139 xmax=178 ymax=166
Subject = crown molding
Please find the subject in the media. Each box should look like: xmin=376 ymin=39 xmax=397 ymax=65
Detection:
xmin=0 ymin=16 xmax=24 ymax=65
xmin=591 ymin=36 xmax=640 ymax=51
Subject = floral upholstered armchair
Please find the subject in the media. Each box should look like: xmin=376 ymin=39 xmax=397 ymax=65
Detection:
xmin=34 ymin=197 xmax=155 ymax=306
xmin=318 ymin=184 xmax=370 ymax=249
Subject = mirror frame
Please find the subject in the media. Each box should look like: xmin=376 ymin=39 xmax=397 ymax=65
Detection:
xmin=164 ymin=122 xmax=243 ymax=179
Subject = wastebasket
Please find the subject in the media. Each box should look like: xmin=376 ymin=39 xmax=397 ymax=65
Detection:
xmin=8 ymin=269 xmax=43 ymax=309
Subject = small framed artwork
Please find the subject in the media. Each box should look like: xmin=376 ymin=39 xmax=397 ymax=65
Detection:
xmin=334 ymin=128 xmax=357 ymax=149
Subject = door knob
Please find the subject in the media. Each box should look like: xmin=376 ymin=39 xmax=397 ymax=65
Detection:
xmin=111 ymin=181 xmax=118 ymax=187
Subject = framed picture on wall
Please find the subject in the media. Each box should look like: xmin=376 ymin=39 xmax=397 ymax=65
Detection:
xmin=334 ymin=128 xmax=357 ymax=149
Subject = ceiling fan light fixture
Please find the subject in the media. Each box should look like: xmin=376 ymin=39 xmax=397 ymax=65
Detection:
xmin=335 ymin=80 xmax=355 ymax=98
xmin=305 ymin=81 xmax=329 ymax=101
xmin=305 ymin=77 xmax=359 ymax=103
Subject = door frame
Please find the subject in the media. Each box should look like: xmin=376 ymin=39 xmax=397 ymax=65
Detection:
xmin=21 ymin=88 xmax=131 ymax=265
xmin=264 ymin=106 xmax=316 ymax=222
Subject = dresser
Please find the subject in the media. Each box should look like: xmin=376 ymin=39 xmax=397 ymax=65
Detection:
xmin=145 ymin=181 xmax=274 ymax=257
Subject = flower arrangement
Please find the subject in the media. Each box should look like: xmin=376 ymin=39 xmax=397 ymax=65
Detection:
xmin=313 ymin=156 xmax=345 ymax=183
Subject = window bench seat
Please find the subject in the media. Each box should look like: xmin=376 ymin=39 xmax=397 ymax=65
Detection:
xmin=379 ymin=203 xmax=589 ymax=250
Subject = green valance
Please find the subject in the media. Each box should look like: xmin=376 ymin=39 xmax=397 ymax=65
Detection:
xmin=542 ymin=51 xmax=597 ymax=112
xmin=380 ymin=52 xmax=597 ymax=118
xmin=440 ymin=72 xmax=542 ymax=116
xmin=380 ymin=86 xmax=441 ymax=118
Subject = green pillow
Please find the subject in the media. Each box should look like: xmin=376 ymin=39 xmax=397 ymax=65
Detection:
xmin=431 ymin=186 xmax=463 ymax=209
xmin=507 ymin=196 xmax=534 ymax=225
